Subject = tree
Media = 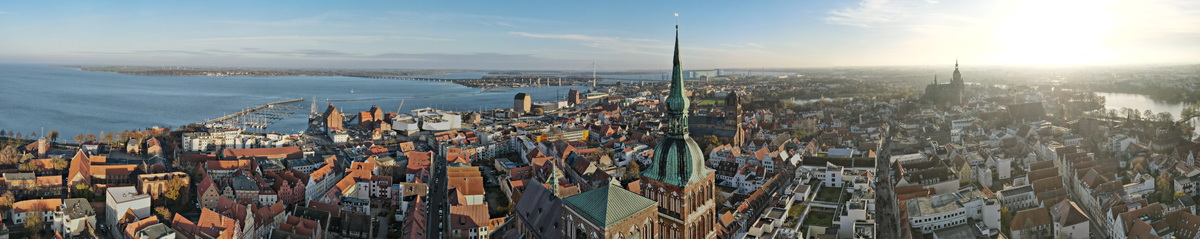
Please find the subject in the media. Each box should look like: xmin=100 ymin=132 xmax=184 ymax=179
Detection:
xmin=1000 ymin=206 xmax=1013 ymax=235
xmin=164 ymin=177 xmax=189 ymax=204
xmin=85 ymin=133 xmax=97 ymax=142
xmin=51 ymin=157 xmax=69 ymax=171
xmin=1177 ymin=191 xmax=1187 ymax=200
xmin=73 ymin=134 xmax=85 ymax=145
xmin=154 ymin=206 xmax=173 ymax=226
xmin=0 ymin=191 xmax=13 ymax=211
xmin=74 ymin=184 xmax=96 ymax=201
xmin=47 ymin=130 xmax=58 ymax=143
xmin=24 ymin=210 xmax=43 ymax=238
xmin=622 ymin=162 xmax=642 ymax=181
xmin=531 ymin=108 xmax=545 ymax=116
xmin=18 ymin=162 xmax=38 ymax=172
xmin=104 ymin=132 xmax=116 ymax=146
xmin=697 ymin=135 xmax=721 ymax=154
xmin=0 ymin=146 xmax=19 ymax=165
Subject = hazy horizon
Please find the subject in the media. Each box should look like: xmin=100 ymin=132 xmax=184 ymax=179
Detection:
xmin=2 ymin=0 xmax=1199 ymax=70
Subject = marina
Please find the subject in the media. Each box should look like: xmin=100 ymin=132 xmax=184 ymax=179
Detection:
xmin=206 ymin=98 xmax=306 ymax=130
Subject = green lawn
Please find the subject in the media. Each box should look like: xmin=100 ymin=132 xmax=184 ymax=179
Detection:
xmin=813 ymin=186 xmax=846 ymax=202
xmin=789 ymin=205 xmax=806 ymax=217
xmin=786 ymin=205 xmax=807 ymax=228
xmin=697 ymin=99 xmax=724 ymax=106
xmin=803 ymin=210 xmax=836 ymax=227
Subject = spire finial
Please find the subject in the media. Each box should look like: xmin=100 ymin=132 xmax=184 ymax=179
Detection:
xmin=674 ymin=13 xmax=679 ymax=28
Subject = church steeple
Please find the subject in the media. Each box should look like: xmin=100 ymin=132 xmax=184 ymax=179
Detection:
xmin=643 ymin=23 xmax=709 ymax=187
xmin=952 ymin=60 xmax=963 ymax=85
xmin=664 ymin=25 xmax=690 ymax=137
xmin=549 ymin=162 xmax=561 ymax=198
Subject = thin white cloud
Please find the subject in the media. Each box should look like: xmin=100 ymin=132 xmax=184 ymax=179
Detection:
xmin=164 ymin=35 xmax=454 ymax=43
xmin=218 ymin=15 xmax=331 ymax=27
xmin=508 ymin=32 xmax=610 ymax=41
xmin=825 ymin=0 xmax=906 ymax=27
xmin=720 ymin=43 xmax=767 ymax=49
xmin=509 ymin=31 xmax=668 ymax=56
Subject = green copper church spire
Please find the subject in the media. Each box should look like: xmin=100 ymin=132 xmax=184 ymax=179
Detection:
xmin=642 ymin=24 xmax=709 ymax=187
xmin=664 ymin=25 xmax=690 ymax=137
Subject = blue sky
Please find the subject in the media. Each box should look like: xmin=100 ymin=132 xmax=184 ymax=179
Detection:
xmin=1 ymin=0 xmax=1197 ymax=70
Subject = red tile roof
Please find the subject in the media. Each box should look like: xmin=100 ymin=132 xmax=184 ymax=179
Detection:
xmin=222 ymin=146 xmax=303 ymax=160
xmin=279 ymin=215 xmax=321 ymax=237
xmin=1011 ymin=207 xmax=1052 ymax=231
xmin=124 ymin=216 xmax=159 ymax=239
xmin=450 ymin=204 xmax=490 ymax=230
xmin=12 ymin=198 xmax=61 ymax=213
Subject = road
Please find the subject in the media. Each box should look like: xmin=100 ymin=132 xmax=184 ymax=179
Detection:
xmin=425 ymin=142 xmax=451 ymax=238
xmin=874 ymin=121 xmax=901 ymax=239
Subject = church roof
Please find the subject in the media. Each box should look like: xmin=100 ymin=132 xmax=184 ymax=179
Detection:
xmin=561 ymin=184 xmax=656 ymax=228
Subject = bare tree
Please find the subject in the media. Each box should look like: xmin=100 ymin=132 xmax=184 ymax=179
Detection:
xmin=0 ymin=146 xmax=19 ymax=165
xmin=47 ymin=130 xmax=58 ymax=143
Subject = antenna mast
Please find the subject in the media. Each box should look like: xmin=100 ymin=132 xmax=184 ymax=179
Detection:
xmin=397 ymin=99 xmax=405 ymax=113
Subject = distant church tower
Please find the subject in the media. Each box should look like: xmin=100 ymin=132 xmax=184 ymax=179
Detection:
xmin=922 ymin=60 xmax=966 ymax=105
xmin=952 ymin=60 xmax=964 ymax=103
xmin=725 ymin=91 xmax=746 ymax=147
xmin=639 ymin=24 xmax=718 ymax=239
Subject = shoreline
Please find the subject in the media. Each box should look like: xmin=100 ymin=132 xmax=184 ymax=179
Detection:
xmin=63 ymin=65 xmax=457 ymax=78
xmin=66 ymin=65 xmax=604 ymax=88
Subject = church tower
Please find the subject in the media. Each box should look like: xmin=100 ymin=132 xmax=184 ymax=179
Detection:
xmin=952 ymin=60 xmax=964 ymax=103
xmin=639 ymin=24 xmax=718 ymax=239
xmin=952 ymin=60 xmax=964 ymax=88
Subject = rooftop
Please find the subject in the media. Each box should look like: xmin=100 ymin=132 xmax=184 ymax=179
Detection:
xmin=562 ymin=184 xmax=657 ymax=228
xmin=107 ymin=186 xmax=150 ymax=203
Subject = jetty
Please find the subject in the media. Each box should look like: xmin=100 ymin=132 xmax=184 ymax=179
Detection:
xmin=361 ymin=75 xmax=601 ymax=88
xmin=207 ymin=98 xmax=305 ymax=129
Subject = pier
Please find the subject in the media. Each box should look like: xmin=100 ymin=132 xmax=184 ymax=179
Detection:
xmin=360 ymin=75 xmax=602 ymax=88
xmin=207 ymin=98 xmax=305 ymax=129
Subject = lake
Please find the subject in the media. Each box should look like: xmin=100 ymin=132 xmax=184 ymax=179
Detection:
xmin=0 ymin=64 xmax=589 ymax=137
xmin=1098 ymin=92 xmax=1198 ymax=136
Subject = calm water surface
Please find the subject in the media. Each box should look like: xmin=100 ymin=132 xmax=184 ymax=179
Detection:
xmin=1098 ymin=92 xmax=1198 ymax=137
xmin=0 ymin=64 xmax=588 ymax=137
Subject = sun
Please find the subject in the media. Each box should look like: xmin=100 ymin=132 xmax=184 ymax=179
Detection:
xmin=991 ymin=0 xmax=1116 ymax=65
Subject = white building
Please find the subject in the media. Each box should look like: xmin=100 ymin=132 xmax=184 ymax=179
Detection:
xmin=824 ymin=164 xmax=845 ymax=188
xmin=60 ymin=198 xmax=96 ymax=237
xmin=905 ymin=188 xmax=1001 ymax=235
xmin=1050 ymin=200 xmax=1091 ymax=239
xmin=106 ymin=186 xmax=151 ymax=232
xmin=414 ymin=108 xmax=463 ymax=131
xmin=998 ymin=185 xmax=1037 ymax=211
xmin=392 ymin=114 xmax=420 ymax=135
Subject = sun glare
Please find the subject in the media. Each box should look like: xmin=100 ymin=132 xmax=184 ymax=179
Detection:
xmin=992 ymin=0 xmax=1116 ymax=65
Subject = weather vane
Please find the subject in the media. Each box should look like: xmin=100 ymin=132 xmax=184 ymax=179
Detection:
xmin=674 ymin=13 xmax=679 ymax=28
